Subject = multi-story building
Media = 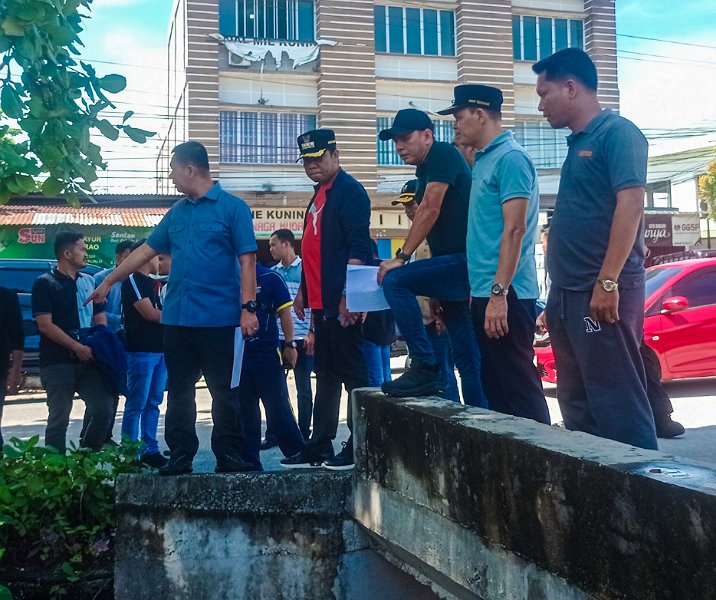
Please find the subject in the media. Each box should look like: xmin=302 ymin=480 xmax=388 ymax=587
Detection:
xmin=158 ymin=0 xmax=618 ymax=257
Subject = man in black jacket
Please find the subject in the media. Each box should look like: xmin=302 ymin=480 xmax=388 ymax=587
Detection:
xmin=281 ymin=129 xmax=371 ymax=471
xmin=0 ymin=285 xmax=24 ymax=448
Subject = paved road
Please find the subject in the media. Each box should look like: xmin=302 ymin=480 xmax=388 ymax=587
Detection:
xmin=3 ymin=360 xmax=714 ymax=471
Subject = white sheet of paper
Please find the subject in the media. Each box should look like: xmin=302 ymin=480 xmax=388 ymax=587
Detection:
xmin=230 ymin=327 xmax=245 ymax=388
xmin=345 ymin=265 xmax=390 ymax=312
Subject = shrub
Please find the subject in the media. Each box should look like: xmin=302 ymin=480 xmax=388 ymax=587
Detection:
xmin=0 ymin=436 xmax=146 ymax=594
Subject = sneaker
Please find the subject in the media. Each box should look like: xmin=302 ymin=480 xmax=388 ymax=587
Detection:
xmin=159 ymin=454 xmax=193 ymax=476
xmin=381 ymin=364 xmax=442 ymax=398
xmin=141 ymin=452 xmax=168 ymax=469
xmin=656 ymin=418 xmax=685 ymax=438
xmin=280 ymin=443 xmax=334 ymax=469
xmin=215 ymin=454 xmax=257 ymax=473
xmin=322 ymin=441 xmax=354 ymax=471
xmin=260 ymin=435 xmax=278 ymax=451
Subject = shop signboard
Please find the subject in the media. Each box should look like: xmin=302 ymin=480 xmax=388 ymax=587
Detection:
xmin=0 ymin=225 xmax=154 ymax=268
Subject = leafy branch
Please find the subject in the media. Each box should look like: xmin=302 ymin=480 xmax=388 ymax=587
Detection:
xmin=699 ymin=160 xmax=716 ymax=221
xmin=0 ymin=0 xmax=155 ymax=205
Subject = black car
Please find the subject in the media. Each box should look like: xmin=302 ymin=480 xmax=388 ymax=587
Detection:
xmin=0 ymin=259 xmax=102 ymax=385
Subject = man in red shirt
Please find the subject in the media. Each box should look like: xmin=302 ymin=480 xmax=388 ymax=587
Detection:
xmin=281 ymin=129 xmax=371 ymax=471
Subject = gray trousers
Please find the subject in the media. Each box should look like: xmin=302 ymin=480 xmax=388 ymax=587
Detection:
xmin=41 ymin=363 xmax=115 ymax=452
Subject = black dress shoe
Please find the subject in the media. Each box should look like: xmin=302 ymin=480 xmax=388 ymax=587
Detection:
xmin=259 ymin=435 xmax=278 ymax=451
xmin=656 ymin=418 xmax=685 ymax=438
xmin=215 ymin=454 xmax=257 ymax=473
xmin=141 ymin=452 xmax=169 ymax=469
xmin=159 ymin=454 xmax=193 ymax=476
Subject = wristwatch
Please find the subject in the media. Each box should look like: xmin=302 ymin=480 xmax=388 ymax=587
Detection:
xmin=491 ymin=283 xmax=509 ymax=296
xmin=396 ymin=251 xmax=412 ymax=262
xmin=241 ymin=300 xmax=258 ymax=313
xmin=285 ymin=340 xmax=298 ymax=349
xmin=597 ymin=279 xmax=618 ymax=292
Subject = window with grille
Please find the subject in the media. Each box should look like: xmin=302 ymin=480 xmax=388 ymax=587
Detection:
xmin=374 ymin=5 xmax=455 ymax=57
xmin=376 ymin=117 xmax=454 ymax=166
xmin=219 ymin=0 xmax=315 ymax=42
xmin=512 ymin=121 xmax=568 ymax=169
xmin=220 ymin=111 xmax=317 ymax=164
xmin=512 ymin=15 xmax=583 ymax=61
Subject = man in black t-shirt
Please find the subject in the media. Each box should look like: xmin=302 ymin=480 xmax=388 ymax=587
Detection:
xmin=120 ymin=240 xmax=168 ymax=468
xmin=377 ymin=109 xmax=484 ymax=403
xmin=31 ymin=232 xmax=114 ymax=452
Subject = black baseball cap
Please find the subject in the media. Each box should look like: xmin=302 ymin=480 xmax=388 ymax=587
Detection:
xmin=296 ymin=129 xmax=337 ymax=161
xmin=437 ymin=84 xmax=504 ymax=115
xmin=378 ymin=109 xmax=434 ymax=141
xmin=391 ymin=179 xmax=419 ymax=205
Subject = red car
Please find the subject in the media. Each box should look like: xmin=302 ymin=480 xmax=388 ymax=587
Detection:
xmin=535 ymin=257 xmax=716 ymax=383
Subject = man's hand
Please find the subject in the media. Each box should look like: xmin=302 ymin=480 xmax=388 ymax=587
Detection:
xmin=377 ymin=258 xmax=405 ymax=286
xmin=484 ymin=296 xmax=509 ymax=339
xmin=85 ymin=281 xmax=110 ymax=306
xmin=536 ymin=310 xmax=547 ymax=333
xmin=294 ymin=289 xmax=305 ymax=321
xmin=74 ymin=344 xmax=95 ymax=363
xmin=241 ymin=310 xmax=259 ymax=338
xmin=282 ymin=347 xmax=298 ymax=369
xmin=304 ymin=331 xmax=315 ymax=355
xmin=590 ymin=285 xmax=619 ymax=324
xmin=338 ymin=296 xmax=361 ymax=327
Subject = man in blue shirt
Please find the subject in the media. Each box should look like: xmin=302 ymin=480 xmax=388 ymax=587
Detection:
xmin=441 ymin=84 xmax=550 ymax=424
xmin=239 ymin=263 xmax=304 ymax=470
xmin=533 ymin=49 xmax=657 ymax=450
xmin=267 ymin=228 xmax=314 ymax=442
xmin=89 ymin=141 xmax=261 ymax=473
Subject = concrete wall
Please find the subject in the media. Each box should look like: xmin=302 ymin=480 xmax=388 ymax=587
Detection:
xmin=351 ymin=391 xmax=716 ymax=600
xmin=115 ymin=471 xmax=437 ymax=600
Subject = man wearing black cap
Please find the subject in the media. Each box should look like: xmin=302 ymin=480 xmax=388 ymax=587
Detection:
xmin=281 ymin=129 xmax=371 ymax=470
xmin=377 ymin=109 xmax=484 ymax=404
xmin=532 ymin=49 xmax=657 ymax=449
xmin=441 ymin=84 xmax=550 ymax=424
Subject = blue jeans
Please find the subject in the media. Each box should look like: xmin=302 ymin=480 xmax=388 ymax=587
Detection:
xmin=361 ymin=341 xmax=392 ymax=387
xmin=382 ymin=253 xmax=486 ymax=407
xmin=426 ymin=323 xmax=460 ymax=402
xmin=122 ymin=352 xmax=167 ymax=456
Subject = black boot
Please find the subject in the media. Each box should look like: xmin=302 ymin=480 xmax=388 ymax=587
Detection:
xmin=381 ymin=363 xmax=442 ymax=397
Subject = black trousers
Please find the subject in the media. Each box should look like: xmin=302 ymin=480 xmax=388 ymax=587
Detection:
xmin=640 ymin=339 xmax=673 ymax=423
xmin=310 ymin=311 xmax=368 ymax=445
xmin=163 ymin=325 xmax=244 ymax=460
xmin=471 ymin=292 xmax=551 ymax=424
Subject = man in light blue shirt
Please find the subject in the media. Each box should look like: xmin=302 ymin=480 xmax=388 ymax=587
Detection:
xmin=93 ymin=241 xmax=133 ymax=333
xmin=442 ymin=84 xmax=549 ymax=424
xmin=89 ymin=141 xmax=260 ymax=475
xmin=268 ymin=228 xmax=314 ymax=442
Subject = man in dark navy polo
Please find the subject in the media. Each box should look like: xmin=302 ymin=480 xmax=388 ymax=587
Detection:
xmin=239 ymin=263 xmax=304 ymax=470
xmin=89 ymin=141 xmax=260 ymax=473
xmin=533 ymin=48 xmax=658 ymax=449
xmin=377 ymin=109 xmax=485 ymax=406
xmin=280 ymin=129 xmax=371 ymax=471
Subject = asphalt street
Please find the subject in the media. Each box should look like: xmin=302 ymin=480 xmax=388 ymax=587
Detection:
xmin=3 ymin=358 xmax=714 ymax=471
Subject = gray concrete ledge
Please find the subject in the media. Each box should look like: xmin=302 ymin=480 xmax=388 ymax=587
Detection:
xmin=351 ymin=391 xmax=716 ymax=600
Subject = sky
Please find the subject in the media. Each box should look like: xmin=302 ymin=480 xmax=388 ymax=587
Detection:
xmin=72 ymin=0 xmax=716 ymax=192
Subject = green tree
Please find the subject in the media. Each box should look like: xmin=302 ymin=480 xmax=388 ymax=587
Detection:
xmin=699 ymin=160 xmax=716 ymax=221
xmin=0 ymin=0 xmax=154 ymax=205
